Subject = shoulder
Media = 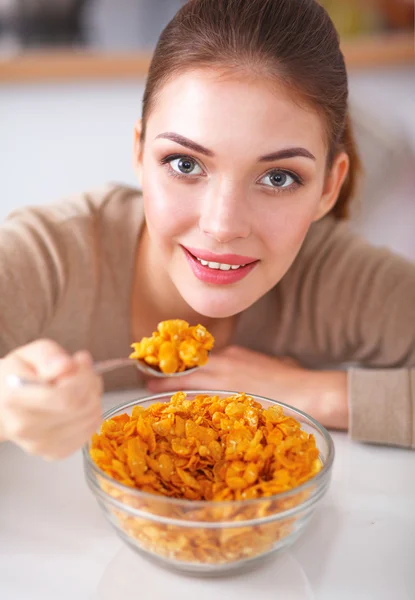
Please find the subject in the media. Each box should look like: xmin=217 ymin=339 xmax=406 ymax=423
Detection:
xmin=297 ymin=215 xmax=414 ymax=285
xmin=277 ymin=214 xmax=415 ymax=326
xmin=3 ymin=182 xmax=142 ymax=229
xmin=298 ymin=215 xmax=359 ymax=264
xmin=0 ymin=183 xmax=144 ymax=304
xmin=0 ymin=184 xmax=143 ymax=353
xmin=1 ymin=183 xmax=143 ymax=260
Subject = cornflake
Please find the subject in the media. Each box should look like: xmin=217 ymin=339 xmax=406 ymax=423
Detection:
xmin=130 ymin=319 xmax=214 ymax=374
xmin=90 ymin=392 xmax=322 ymax=566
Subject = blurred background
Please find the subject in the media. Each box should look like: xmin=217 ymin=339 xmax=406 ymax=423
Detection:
xmin=0 ymin=0 xmax=414 ymax=259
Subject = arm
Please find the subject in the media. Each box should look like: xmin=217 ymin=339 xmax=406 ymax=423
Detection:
xmin=293 ymin=217 xmax=415 ymax=448
xmin=0 ymin=198 xmax=106 ymax=459
xmin=0 ymin=197 xmax=98 ymax=356
xmin=0 ymin=209 xmax=62 ymax=354
xmin=145 ymin=345 xmax=349 ymax=429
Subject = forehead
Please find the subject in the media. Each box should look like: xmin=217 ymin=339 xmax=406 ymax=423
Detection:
xmin=146 ymin=69 xmax=326 ymax=156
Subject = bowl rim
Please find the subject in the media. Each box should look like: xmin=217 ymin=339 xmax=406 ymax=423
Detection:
xmin=83 ymin=389 xmax=335 ymax=509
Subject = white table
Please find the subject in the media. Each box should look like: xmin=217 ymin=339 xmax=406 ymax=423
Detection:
xmin=1 ymin=389 xmax=414 ymax=600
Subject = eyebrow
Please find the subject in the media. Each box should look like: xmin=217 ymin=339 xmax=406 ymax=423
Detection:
xmin=155 ymin=132 xmax=315 ymax=162
xmin=155 ymin=132 xmax=214 ymax=157
xmin=259 ymin=148 xmax=316 ymax=162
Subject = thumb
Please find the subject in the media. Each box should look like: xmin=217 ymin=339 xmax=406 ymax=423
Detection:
xmin=73 ymin=350 xmax=93 ymax=369
xmin=10 ymin=339 xmax=77 ymax=381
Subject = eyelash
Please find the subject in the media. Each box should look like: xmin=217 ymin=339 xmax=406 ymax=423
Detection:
xmin=159 ymin=154 xmax=304 ymax=192
xmin=160 ymin=154 xmax=202 ymax=181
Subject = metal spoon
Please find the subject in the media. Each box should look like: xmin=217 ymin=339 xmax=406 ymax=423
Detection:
xmin=7 ymin=357 xmax=201 ymax=388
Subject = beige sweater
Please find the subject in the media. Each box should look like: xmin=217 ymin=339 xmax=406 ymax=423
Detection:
xmin=1 ymin=184 xmax=414 ymax=448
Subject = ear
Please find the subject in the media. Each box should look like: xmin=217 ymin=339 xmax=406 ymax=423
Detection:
xmin=312 ymin=152 xmax=349 ymax=222
xmin=133 ymin=119 xmax=144 ymax=187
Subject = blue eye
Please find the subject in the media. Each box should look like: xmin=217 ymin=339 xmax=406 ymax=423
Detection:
xmin=169 ymin=157 xmax=203 ymax=176
xmin=259 ymin=170 xmax=297 ymax=188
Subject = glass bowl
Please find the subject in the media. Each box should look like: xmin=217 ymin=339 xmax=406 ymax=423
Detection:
xmin=83 ymin=391 xmax=334 ymax=576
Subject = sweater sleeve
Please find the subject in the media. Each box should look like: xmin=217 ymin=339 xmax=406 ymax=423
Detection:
xmin=0 ymin=209 xmax=65 ymax=355
xmin=299 ymin=218 xmax=415 ymax=448
xmin=0 ymin=194 xmax=100 ymax=357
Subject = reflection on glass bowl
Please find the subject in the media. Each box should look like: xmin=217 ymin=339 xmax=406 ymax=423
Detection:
xmin=83 ymin=391 xmax=334 ymax=576
xmin=93 ymin=545 xmax=315 ymax=599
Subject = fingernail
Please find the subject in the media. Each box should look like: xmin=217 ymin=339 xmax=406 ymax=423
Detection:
xmin=74 ymin=351 xmax=93 ymax=367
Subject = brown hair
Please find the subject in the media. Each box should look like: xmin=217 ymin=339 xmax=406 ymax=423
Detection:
xmin=142 ymin=0 xmax=361 ymax=219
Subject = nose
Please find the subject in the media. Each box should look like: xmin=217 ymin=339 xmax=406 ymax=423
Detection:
xmin=199 ymin=181 xmax=251 ymax=244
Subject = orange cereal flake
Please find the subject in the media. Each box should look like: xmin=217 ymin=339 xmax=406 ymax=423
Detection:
xmin=91 ymin=392 xmax=321 ymax=501
xmin=130 ymin=320 xmax=214 ymax=374
xmin=90 ymin=392 xmax=322 ymax=567
xmin=90 ymin=392 xmax=322 ymax=566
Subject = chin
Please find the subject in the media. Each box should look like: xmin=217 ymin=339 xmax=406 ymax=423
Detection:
xmin=179 ymin=286 xmax=254 ymax=319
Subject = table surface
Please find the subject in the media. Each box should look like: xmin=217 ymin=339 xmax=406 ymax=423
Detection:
xmin=1 ymin=389 xmax=414 ymax=600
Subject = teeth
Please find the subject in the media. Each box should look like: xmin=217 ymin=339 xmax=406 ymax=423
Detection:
xmin=196 ymin=258 xmax=245 ymax=270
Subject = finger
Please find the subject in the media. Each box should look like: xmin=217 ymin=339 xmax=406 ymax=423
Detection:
xmin=1 ymin=352 xmax=101 ymax=450
xmin=73 ymin=350 xmax=93 ymax=368
xmin=55 ymin=362 xmax=103 ymax=416
xmin=4 ymin=356 xmax=100 ymax=415
xmin=11 ymin=339 xmax=76 ymax=380
xmin=4 ymin=377 xmax=101 ymax=442
xmin=44 ymin=409 xmax=102 ymax=460
xmin=6 ymin=368 xmax=102 ymax=449
xmin=18 ymin=409 xmax=101 ymax=460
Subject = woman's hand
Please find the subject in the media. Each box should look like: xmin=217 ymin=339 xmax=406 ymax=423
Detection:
xmin=147 ymin=345 xmax=348 ymax=430
xmin=0 ymin=340 xmax=103 ymax=460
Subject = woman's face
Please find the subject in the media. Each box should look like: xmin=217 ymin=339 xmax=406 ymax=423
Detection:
xmin=135 ymin=69 xmax=348 ymax=318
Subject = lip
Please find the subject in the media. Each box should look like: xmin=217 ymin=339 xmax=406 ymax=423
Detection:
xmin=182 ymin=246 xmax=258 ymax=285
xmin=183 ymin=246 xmax=258 ymax=266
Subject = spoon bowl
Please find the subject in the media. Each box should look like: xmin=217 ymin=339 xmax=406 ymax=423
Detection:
xmin=94 ymin=357 xmax=201 ymax=378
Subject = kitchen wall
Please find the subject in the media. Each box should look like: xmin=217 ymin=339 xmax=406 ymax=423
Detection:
xmin=1 ymin=79 xmax=143 ymax=210
xmin=1 ymin=67 xmax=414 ymax=259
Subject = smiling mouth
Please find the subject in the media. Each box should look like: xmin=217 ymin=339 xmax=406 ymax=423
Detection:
xmin=193 ymin=257 xmax=247 ymax=271
xmin=181 ymin=246 xmax=259 ymax=284
xmin=182 ymin=246 xmax=259 ymax=269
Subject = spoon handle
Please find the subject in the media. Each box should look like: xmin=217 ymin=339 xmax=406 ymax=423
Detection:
xmin=93 ymin=358 xmax=134 ymax=375
xmin=7 ymin=358 xmax=135 ymax=388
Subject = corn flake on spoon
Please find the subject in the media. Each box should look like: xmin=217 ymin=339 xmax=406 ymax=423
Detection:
xmin=8 ymin=320 xmax=213 ymax=387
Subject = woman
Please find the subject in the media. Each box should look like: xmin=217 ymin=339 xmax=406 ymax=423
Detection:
xmin=0 ymin=0 xmax=413 ymax=459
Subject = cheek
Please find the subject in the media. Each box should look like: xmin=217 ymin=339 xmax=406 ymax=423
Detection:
xmin=260 ymin=197 xmax=319 ymax=262
xmin=143 ymin=189 xmax=175 ymax=242
xmin=142 ymin=161 xmax=195 ymax=243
